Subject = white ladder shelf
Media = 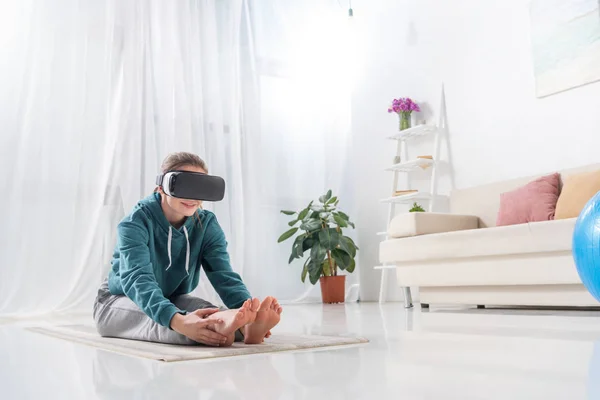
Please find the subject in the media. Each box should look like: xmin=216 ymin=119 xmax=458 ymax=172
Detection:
xmin=377 ymin=122 xmax=442 ymax=307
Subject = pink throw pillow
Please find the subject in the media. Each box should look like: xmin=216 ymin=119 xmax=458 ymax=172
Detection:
xmin=496 ymin=173 xmax=560 ymax=226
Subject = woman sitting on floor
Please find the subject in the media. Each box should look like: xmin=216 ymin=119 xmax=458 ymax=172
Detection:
xmin=94 ymin=152 xmax=282 ymax=346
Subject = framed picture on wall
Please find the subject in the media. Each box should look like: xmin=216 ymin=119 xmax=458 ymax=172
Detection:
xmin=530 ymin=0 xmax=600 ymax=97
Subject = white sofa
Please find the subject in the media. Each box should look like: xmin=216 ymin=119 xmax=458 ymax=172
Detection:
xmin=379 ymin=164 xmax=600 ymax=308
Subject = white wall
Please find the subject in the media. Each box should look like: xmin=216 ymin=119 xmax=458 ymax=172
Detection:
xmin=351 ymin=0 xmax=600 ymax=301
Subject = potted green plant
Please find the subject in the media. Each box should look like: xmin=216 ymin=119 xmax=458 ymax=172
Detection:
xmin=409 ymin=202 xmax=425 ymax=212
xmin=278 ymin=190 xmax=358 ymax=303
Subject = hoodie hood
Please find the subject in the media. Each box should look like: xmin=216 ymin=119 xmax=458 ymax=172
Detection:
xmin=140 ymin=192 xmax=196 ymax=274
xmin=142 ymin=192 xmax=197 ymax=235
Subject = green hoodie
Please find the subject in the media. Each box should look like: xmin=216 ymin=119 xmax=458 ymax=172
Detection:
xmin=107 ymin=192 xmax=251 ymax=328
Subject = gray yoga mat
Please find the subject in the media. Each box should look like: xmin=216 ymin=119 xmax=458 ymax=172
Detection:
xmin=28 ymin=324 xmax=369 ymax=362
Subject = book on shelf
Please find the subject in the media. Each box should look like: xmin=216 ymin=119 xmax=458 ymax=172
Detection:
xmin=417 ymin=155 xmax=433 ymax=169
xmin=393 ymin=190 xmax=418 ymax=197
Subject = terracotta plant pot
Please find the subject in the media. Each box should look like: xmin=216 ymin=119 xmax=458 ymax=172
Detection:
xmin=320 ymin=276 xmax=346 ymax=304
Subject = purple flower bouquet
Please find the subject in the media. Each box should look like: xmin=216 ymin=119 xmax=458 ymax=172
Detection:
xmin=388 ymin=97 xmax=420 ymax=131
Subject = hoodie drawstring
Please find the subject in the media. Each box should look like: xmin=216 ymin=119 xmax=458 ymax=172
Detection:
xmin=166 ymin=227 xmax=173 ymax=271
xmin=165 ymin=226 xmax=190 ymax=275
xmin=183 ymin=226 xmax=190 ymax=275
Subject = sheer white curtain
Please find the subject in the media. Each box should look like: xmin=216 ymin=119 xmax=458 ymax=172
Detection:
xmin=0 ymin=0 xmax=124 ymax=315
xmin=241 ymin=0 xmax=359 ymax=302
xmin=0 ymin=0 xmax=356 ymax=317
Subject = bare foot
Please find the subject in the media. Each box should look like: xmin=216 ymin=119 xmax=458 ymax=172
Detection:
xmin=265 ymin=298 xmax=283 ymax=339
xmin=243 ymin=297 xmax=283 ymax=344
xmin=205 ymin=298 xmax=260 ymax=346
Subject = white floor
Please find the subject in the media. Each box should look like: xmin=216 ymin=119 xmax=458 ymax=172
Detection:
xmin=2 ymin=303 xmax=600 ymax=399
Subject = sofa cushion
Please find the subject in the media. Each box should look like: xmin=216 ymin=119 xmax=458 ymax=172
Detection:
xmin=555 ymin=170 xmax=600 ymax=219
xmin=380 ymin=218 xmax=577 ymax=264
xmin=388 ymin=212 xmax=479 ymax=238
xmin=450 ymin=163 xmax=600 ymax=228
xmin=496 ymin=173 xmax=559 ymax=226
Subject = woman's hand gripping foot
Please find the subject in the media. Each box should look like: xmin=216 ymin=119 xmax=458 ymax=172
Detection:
xmin=204 ymin=298 xmax=260 ymax=346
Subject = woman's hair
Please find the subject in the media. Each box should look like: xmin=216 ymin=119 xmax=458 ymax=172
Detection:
xmin=160 ymin=152 xmax=208 ymax=175
xmin=157 ymin=152 xmax=208 ymax=226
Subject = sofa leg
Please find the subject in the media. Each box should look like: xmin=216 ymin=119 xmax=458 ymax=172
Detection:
xmin=421 ymin=303 xmax=430 ymax=309
xmin=403 ymin=287 xmax=414 ymax=309
xmin=477 ymin=305 xmax=485 ymax=309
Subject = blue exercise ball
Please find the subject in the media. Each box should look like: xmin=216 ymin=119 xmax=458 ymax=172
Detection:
xmin=572 ymin=191 xmax=600 ymax=303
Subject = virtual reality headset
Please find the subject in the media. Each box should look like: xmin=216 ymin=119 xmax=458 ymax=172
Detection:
xmin=155 ymin=171 xmax=226 ymax=201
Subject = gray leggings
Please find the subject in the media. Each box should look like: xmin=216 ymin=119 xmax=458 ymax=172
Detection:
xmin=93 ymin=280 xmax=242 ymax=345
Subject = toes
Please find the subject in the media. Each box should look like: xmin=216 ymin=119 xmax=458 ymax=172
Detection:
xmin=271 ymin=300 xmax=279 ymax=311
xmin=250 ymin=298 xmax=260 ymax=312
xmin=242 ymin=299 xmax=251 ymax=310
xmin=276 ymin=306 xmax=283 ymax=315
xmin=259 ymin=296 xmax=274 ymax=311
